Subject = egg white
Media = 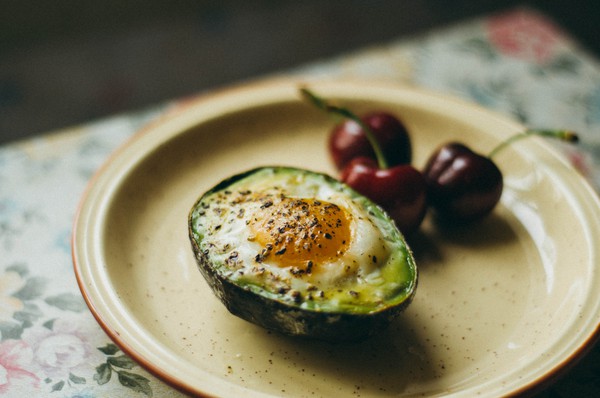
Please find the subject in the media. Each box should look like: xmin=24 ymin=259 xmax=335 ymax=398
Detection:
xmin=203 ymin=178 xmax=391 ymax=293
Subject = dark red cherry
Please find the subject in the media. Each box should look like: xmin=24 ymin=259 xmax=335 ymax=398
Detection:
xmin=423 ymin=142 xmax=503 ymax=223
xmin=329 ymin=112 xmax=411 ymax=170
xmin=341 ymin=157 xmax=427 ymax=235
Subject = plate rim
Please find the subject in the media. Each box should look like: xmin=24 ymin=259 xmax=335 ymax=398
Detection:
xmin=72 ymin=77 xmax=600 ymax=397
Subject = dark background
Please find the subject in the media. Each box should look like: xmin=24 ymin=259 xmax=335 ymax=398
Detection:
xmin=1 ymin=0 xmax=598 ymax=144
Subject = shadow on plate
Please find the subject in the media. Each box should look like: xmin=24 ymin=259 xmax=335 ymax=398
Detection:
xmin=408 ymin=211 xmax=517 ymax=268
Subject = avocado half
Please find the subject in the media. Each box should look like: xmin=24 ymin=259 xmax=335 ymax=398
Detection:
xmin=188 ymin=166 xmax=417 ymax=341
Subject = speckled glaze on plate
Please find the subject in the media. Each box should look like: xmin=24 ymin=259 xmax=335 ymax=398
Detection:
xmin=72 ymin=80 xmax=600 ymax=397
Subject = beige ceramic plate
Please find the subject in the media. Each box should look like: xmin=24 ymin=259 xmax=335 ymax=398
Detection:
xmin=73 ymin=80 xmax=600 ymax=397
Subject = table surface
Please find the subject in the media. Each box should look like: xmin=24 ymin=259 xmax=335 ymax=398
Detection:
xmin=1 ymin=6 xmax=599 ymax=397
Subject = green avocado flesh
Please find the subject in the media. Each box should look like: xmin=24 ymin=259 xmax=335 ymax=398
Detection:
xmin=188 ymin=166 xmax=417 ymax=341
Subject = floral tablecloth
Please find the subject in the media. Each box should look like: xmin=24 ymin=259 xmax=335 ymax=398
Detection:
xmin=1 ymin=7 xmax=599 ymax=397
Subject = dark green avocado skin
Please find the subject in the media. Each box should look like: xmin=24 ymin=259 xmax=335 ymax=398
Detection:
xmin=188 ymin=166 xmax=417 ymax=342
xmin=190 ymin=237 xmax=415 ymax=342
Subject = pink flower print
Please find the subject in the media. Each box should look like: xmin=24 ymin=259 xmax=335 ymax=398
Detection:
xmin=568 ymin=149 xmax=593 ymax=179
xmin=0 ymin=340 xmax=40 ymax=394
xmin=22 ymin=318 xmax=104 ymax=380
xmin=487 ymin=9 xmax=562 ymax=64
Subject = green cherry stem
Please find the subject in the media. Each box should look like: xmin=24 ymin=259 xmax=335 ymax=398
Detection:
xmin=488 ymin=129 xmax=579 ymax=159
xmin=300 ymin=87 xmax=389 ymax=169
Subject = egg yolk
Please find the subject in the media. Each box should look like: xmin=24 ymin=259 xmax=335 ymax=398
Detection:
xmin=250 ymin=197 xmax=351 ymax=271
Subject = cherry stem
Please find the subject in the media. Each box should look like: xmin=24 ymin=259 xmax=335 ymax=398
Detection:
xmin=488 ymin=129 xmax=579 ymax=159
xmin=300 ymin=87 xmax=389 ymax=169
